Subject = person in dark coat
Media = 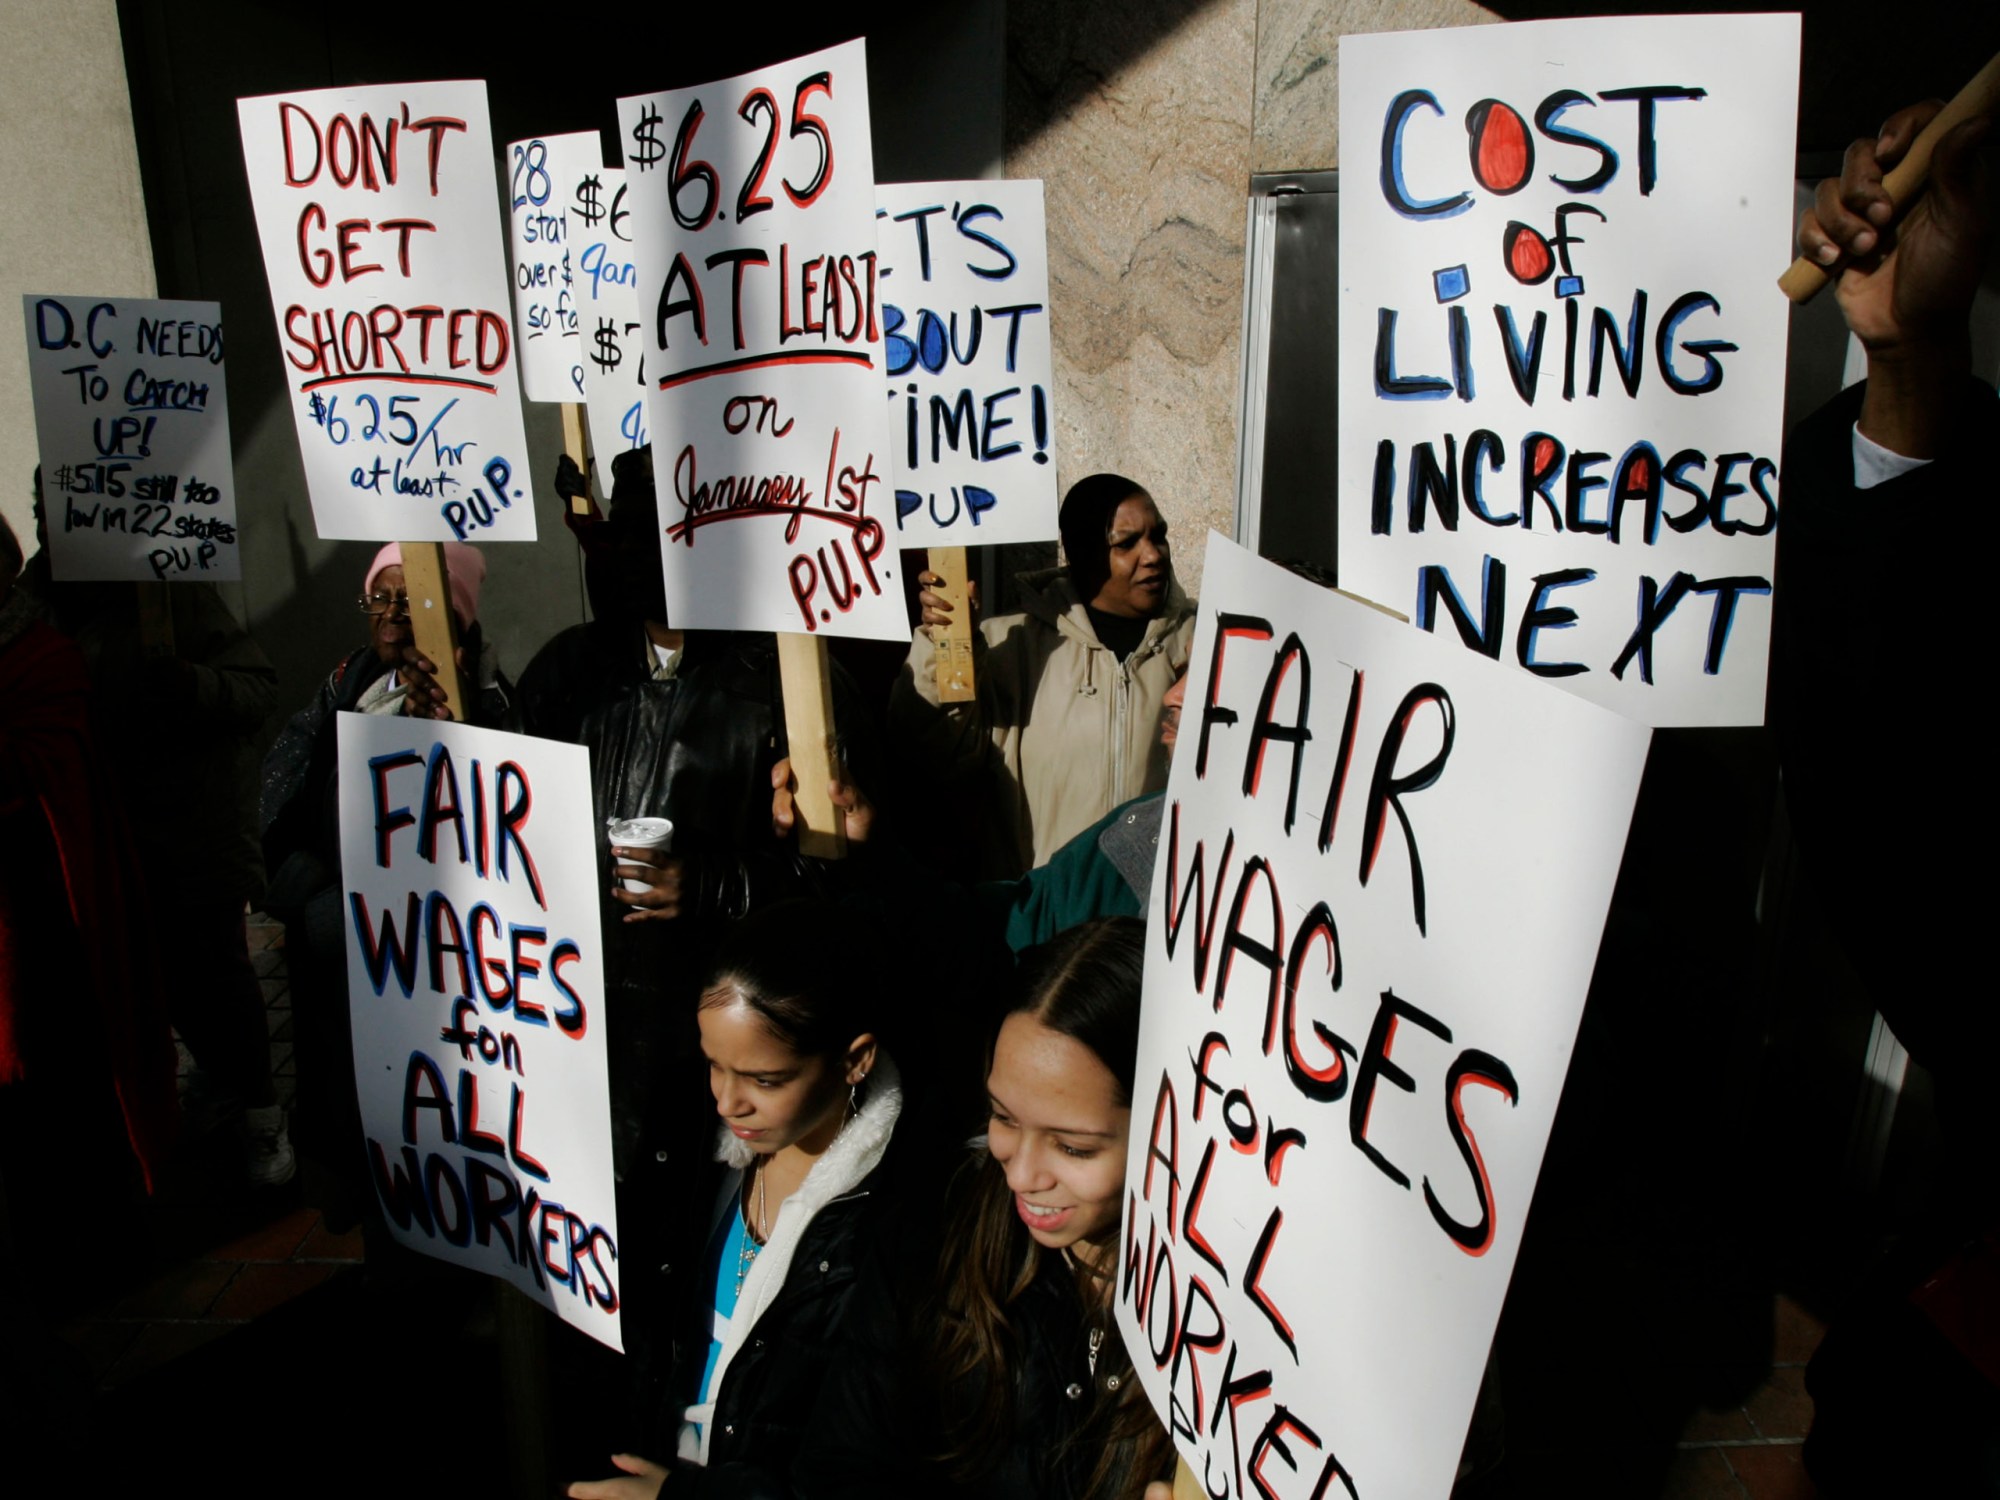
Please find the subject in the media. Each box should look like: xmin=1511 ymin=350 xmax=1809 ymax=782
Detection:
xmin=567 ymin=899 xmax=916 ymax=1500
xmin=259 ymin=541 xmax=509 ymax=1215
xmin=1776 ymin=97 xmax=1998 ymax=1495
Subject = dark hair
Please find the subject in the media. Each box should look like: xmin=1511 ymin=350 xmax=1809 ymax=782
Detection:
xmin=927 ymin=918 xmax=1168 ymax=1500
xmin=1010 ymin=917 xmax=1144 ymax=1103
xmin=699 ymin=899 xmax=883 ymax=1058
xmin=1059 ymin=473 xmax=1147 ymax=605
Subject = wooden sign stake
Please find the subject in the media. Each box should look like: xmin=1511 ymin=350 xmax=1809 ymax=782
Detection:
xmin=1779 ymin=50 xmax=2000 ymax=303
xmin=401 ymin=541 xmax=467 ymax=720
xmin=135 ymin=581 xmax=176 ymax=658
xmin=560 ymin=402 xmax=595 ymax=516
xmin=931 ymin=544 xmax=977 ymax=703
xmin=776 ymin=632 xmax=847 ymax=860
xmin=1172 ymin=1459 xmax=1202 ymax=1500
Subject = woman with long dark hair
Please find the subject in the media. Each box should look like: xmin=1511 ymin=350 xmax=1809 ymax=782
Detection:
xmin=808 ymin=916 xmax=1172 ymax=1500
xmin=568 ymin=898 xmax=907 ymax=1500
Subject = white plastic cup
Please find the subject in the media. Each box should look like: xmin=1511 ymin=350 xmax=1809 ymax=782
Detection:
xmin=607 ymin=816 xmax=674 ymax=894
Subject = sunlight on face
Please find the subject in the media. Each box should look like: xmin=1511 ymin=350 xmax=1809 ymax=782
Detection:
xmin=986 ymin=1012 xmax=1131 ymax=1263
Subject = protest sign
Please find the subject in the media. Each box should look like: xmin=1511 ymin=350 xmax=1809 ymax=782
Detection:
xmin=1337 ymin=15 xmax=1799 ymax=727
xmin=1117 ymin=533 xmax=1648 ymax=1500
xmin=572 ymin=165 xmax=652 ymax=470
xmin=876 ymin=181 xmax=1055 ymax=547
xmin=338 ymin=714 xmax=621 ymax=1349
xmin=506 ymin=130 xmax=601 ymax=404
xmin=238 ymin=81 xmax=536 ymax=544
xmin=22 ymin=294 xmax=240 ymax=582
xmin=617 ymin=40 xmax=905 ymax=638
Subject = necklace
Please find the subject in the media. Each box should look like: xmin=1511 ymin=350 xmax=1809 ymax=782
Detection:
xmin=1087 ymin=1326 xmax=1104 ymax=1378
xmin=734 ymin=1162 xmax=765 ymax=1297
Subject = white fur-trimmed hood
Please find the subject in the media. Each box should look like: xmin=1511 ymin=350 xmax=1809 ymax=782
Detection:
xmin=682 ymin=1049 xmax=902 ymax=1465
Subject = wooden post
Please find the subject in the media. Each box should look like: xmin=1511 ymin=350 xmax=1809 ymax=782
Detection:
xmin=134 ymin=582 xmax=175 ymax=658
xmin=776 ymin=632 xmax=847 ymax=860
xmin=560 ymin=402 xmax=595 ymax=516
xmin=930 ymin=544 xmax=976 ymax=703
xmin=401 ymin=541 xmax=467 ymax=719
xmin=1779 ymin=50 xmax=2000 ymax=303
xmin=1173 ymin=1459 xmax=1203 ymax=1500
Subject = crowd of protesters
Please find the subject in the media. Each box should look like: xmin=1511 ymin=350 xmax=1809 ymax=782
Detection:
xmin=0 ymin=106 xmax=1993 ymax=1497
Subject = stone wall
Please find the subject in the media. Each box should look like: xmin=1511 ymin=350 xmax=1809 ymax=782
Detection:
xmin=1005 ymin=0 xmax=1495 ymax=595
xmin=0 ymin=0 xmax=156 ymax=553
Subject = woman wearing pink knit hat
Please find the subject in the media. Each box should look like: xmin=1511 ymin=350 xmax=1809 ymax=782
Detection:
xmin=256 ymin=539 xmax=513 ymax=1230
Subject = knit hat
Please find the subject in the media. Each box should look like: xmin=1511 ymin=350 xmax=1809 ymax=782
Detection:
xmin=364 ymin=542 xmax=486 ymax=625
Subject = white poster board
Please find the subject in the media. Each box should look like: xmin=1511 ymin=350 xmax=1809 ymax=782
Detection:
xmin=506 ymin=130 xmax=601 ymax=404
xmin=238 ymin=82 xmax=537 ymax=544
xmin=1117 ymin=533 xmax=1648 ymax=1500
xmin=876 ymin=181 xmax=1056 ymax=547
xmin=338 ymin=714 xmax=621 ymax=1350
xmin=21 ymin=294 xmax=240 ymax=581
xmin=572 ymin=165 xmax=651 ymax=472
xmin=617 ymin=40 xmax=905 ymax=638
xmin=1337 ymin=15 xmax=1799 ymax=727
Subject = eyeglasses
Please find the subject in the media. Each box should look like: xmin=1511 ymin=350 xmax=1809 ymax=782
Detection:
xmin=357 ymin=591 xmax=411 ymax=617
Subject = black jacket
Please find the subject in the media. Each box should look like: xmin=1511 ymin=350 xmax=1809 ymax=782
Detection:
xmin=800 ymin=1177 xmax=1148 ymax=1500
xmin=1770 ymin=377 xmax=1999 ymax=1108
xmin=656 ymin=1064 xmax=912 ymax=1500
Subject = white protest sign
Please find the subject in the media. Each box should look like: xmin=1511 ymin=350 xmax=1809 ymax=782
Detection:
xmin=572 ymin=165 xmax=651 ymax=469
xmin=506 ymin=130 xmax=600 ymax=404
xmin=1117 ymin=533 xmax=1648 ymax=1500
xmin=877 ymin=181 xmax=1056 ymax=547
xmin=618 ymin=40 xmax=905 ymax=638
xmin=338 ymin=715 xmax=621 ymax=1350
xmin=1337 ymin=15 xmax=1799 ymax=727
xmin=238 ymin=82 xmax=536 ymax=544
xmin=22 ymin=295 xmax=240 ymax=582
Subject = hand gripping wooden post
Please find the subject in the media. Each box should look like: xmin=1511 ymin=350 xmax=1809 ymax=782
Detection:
xmin=1779 ymin=51 xmax=2000 ymax=303
xmin=401 ymin=541 xmax=467 ymax=720
xmin=560 ymin=402 xmax=595 ymax=517
xmin=930 ymin=544 xmax=977 ymax=702
xmin=777 ymin=632 xmax=848 ymax=859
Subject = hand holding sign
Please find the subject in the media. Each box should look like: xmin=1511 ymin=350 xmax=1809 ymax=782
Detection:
xmin=1798 ymin=101 xmax=1994 ymax=360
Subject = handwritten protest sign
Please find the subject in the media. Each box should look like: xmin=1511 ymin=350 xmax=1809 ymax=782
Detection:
xmin=339 ymin=715 xmax=621 ymax=1349
xmin=573 ymin=165 xmax=651 ymax=470
xmin=877 ymin=181 xmax=1055 ymax=547
xmin=238 ymin=81 xmax=536 ymax=544
xmin=1117 ymin=533 xmax=1647 ymax=1500
xmin=617 ymin=40 xmax=904 ymax=638
xmin=21 ymin=295 xmax=240 ymax=582
xmin=506 ymin=130 xmax=600 ymax=404
xmin=1338 ymin=15 xmax=1799 ymax=727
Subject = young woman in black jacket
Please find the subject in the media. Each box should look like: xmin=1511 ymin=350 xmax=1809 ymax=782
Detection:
xmin=568 ymin=899 xmax=908 ymax=1500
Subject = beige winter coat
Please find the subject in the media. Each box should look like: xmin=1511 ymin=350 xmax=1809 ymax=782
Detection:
xmin=891 ymin=567 xmax=1196 ymax=879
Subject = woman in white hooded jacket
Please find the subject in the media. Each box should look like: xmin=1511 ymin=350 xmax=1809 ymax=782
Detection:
xmin=568 ymin=899 xmax=910 ymax=1500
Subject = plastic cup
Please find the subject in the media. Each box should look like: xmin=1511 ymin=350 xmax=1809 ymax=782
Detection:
xmin=607 ymin=816 xmax=674 ymax=894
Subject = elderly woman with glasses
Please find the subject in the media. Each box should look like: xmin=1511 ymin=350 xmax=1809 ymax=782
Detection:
xmin=256 ymin=539 xmax=511 ymax=1232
